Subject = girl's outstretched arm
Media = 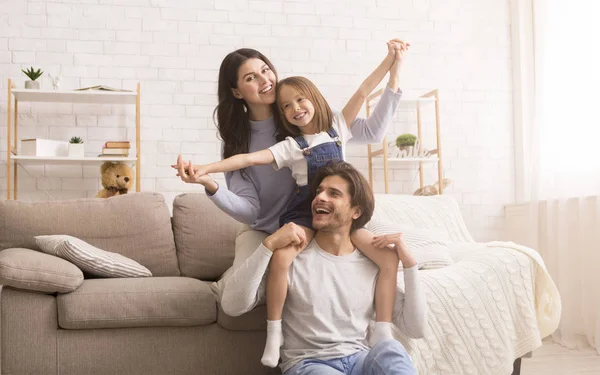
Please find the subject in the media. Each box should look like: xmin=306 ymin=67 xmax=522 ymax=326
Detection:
xmin=195 ymin=149 xmax=275 ymax=176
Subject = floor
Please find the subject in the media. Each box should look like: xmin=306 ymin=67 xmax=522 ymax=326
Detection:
xmin=521 ymin=341 xmax=600 ymax=374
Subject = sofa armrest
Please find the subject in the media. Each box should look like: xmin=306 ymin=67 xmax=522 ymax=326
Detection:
xmin=0 ymin=248 xmax=83 ymax=293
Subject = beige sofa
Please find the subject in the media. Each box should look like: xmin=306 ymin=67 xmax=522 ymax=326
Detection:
xmin=0 ymin=191 xmax=552 ymax=375
xmin=0 ymin=192 xmax=279 ymax=375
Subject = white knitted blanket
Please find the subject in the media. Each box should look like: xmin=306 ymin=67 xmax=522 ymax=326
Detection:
xmin=392 ymin=241 xmax=561 ymax=375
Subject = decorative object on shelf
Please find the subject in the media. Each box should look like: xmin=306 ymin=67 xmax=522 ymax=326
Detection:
xmin=75 ymin=85 xmax=132 ymax=92
xmin=22 ymin=67 xmax=43 ymax=89
xmin=396 ymin=133 xmax=417 ymax=155
xmin=390 ymin=138 xmax=437 ymax=159
xmin=414 ymin=178 xmax=451 ymax=196
xmin=48 ymin=73 xmax=61 ymax=90
xmin=68 ymin=136 xmax=84 ymax=158
xmin=20 ymin=138 xmax=68 ymax=157
xmin=100 ymin=140 xmax=131 ymax=157
xmin=96 ymin=161 xmax=134 ymax=198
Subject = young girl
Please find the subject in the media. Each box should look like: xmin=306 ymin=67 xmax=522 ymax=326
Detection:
xmin=186 ymin=42 xmax=408 ymax=367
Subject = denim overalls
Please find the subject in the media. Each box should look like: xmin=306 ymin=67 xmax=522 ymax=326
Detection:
xmin=279 ymin=128 xmax=343 ymax=229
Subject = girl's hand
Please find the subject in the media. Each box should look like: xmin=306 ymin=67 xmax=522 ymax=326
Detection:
xmin=372 ymin=233 xmax=416 ymax=268
xmin=172 ymin=154 xmax=213 ymax=186
xmin=386 ymin=39 xmax=409 ymax=62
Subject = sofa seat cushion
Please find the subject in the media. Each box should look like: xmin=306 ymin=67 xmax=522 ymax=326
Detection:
xmin=57 ymin=277 xmax=216 ymax=329
xmin=217 ymin=303 xmax=267 ymax=331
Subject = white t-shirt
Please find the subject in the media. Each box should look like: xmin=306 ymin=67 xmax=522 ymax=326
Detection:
xmin=268 ymin=112 xmax=353 ymax=187
xmin=280 ymin=239 xmax=378 ymax=372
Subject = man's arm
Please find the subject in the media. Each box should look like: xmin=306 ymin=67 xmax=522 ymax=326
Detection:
xmin=220 ymin=223 xmax=307 ymax=316
xmin=372 ymin=233 xmax=427 ymax=338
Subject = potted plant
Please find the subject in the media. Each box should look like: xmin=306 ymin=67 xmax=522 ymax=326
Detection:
xmin=22 ymin=67 xmax=44 ymax=89
xmin=395 ymin=133 xmax=417 ymax=155
xmin=68 ymin=136 xmax=84 ymax=158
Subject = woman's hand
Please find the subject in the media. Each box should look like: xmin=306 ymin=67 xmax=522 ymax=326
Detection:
xmin=171 ymin=155 xmax=219 ymax=193
xmin=372 ymin=233 xmax=416 ymax=268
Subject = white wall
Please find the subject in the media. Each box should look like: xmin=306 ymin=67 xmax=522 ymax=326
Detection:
xmin=0 ymin=0 xmax=514 ymax=241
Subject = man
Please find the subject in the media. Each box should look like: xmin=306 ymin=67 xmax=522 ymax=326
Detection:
xmin=259 ymin=161 xmax=427 ymax=375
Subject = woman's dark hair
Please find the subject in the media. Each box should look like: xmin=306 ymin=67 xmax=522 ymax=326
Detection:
xmin=213 ymin=49 xmax=287 ymax=165
xmin=310 ymin=161 xmax=375 ymax=233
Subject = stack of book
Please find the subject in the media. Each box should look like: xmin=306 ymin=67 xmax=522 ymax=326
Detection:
xmin=101 ymin=141 xmax=130 ymax=157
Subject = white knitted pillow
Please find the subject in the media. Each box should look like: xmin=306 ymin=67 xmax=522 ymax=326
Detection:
xmin=365 ymin=219 xmax=454 ymax=270
xmin=35 ymin=235 xmax=152 ymax=278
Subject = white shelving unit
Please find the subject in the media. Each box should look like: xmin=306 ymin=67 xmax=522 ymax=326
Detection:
xmin=366 ymin=88 xmax=443 ymax=194
xmin=5 ymin=79 xmax=141 ymax=200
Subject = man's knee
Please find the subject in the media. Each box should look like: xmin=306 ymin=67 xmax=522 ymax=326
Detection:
xmin=369 ymin=339 xmax=416 ymax=373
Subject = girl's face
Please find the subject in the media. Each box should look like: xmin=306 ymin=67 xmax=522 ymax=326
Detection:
xmin=233 ymin=58 xmax=277 ymax=106
xmin=278 ymin=84 xmax=316 ymax=134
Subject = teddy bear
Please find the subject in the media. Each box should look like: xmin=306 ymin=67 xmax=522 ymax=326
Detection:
xmin=96 ymin=161 xmax=135 ymax=198
xmin=413 ymin=178 xmax=451 ymax=196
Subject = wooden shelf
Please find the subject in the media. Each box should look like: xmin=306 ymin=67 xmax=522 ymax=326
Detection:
xmin=11 ymin=89 xmax=137 ymax=104
xmin=10 ymin=155 xmax=137 ymax=164
xmin=371 ymin=157 xmax=440 ymax=163
xmin=366 ymin=88 xmax=443 ymax=194
xmin=6 ymin=79 xmax=141 ymax=200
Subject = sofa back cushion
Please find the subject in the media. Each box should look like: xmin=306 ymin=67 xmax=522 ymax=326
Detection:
xmin=172 ymin=193 xmax=240 ymax=280
xmin=372 ymin=194 xmax=474 ymax=243
xmin=0 ymin=192 xmax=180 ymax=276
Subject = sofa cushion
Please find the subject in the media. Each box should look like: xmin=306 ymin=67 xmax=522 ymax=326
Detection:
xmin=35 ymin=235 xmax=152 ymax=278
xmin=372 ymin=194 xmax=475 ymax=243
xmin=57 ymin=277 xmax=216 ymax=329
xmin=0 ymin=192 xmax=180 ymax=277
xmin=217 ymin=303 xmax=267 ymax=331
xmin=365 ymin=219 xmax=454 ymax=270
xmin=172 ymin=193 xmax=240 ymax=280
xmin=0 ymin=248 xmax=83 ymax=293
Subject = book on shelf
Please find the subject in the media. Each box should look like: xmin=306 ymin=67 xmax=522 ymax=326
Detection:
xmin=75 ymin=85 xmax=132 ymax=92
xmin=101 ymin=147 xmax=129 ymax=156
xmin=104 ymin=141 xmax=131 ymax=148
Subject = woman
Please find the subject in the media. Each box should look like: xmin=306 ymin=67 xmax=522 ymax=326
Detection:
xmin=173 ymin=41 xmax=407 ymax=318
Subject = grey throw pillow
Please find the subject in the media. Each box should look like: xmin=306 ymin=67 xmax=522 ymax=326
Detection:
xmin=0 ymin=248 xmax=84 ymax=293
xmin=35 ymin=235 xmax=152 ymax=278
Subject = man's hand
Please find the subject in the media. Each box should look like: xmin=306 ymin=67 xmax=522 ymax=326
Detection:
xmin=263 ymin=223 xmax=307 ymax=253
xmin=372 ymin=233 xmax=416 ymax=268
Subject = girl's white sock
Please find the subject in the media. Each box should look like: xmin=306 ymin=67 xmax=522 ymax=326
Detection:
xmin=261 ymin=320 xmax=284 ymax=368
xmin=369 ymin=321 xmax=394 ymax=347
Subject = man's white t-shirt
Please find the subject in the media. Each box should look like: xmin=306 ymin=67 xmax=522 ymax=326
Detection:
xmin=280 ymin=239 xmax=379 ymax=372
xmin=268 ymin=113 xmax=353 ymax=187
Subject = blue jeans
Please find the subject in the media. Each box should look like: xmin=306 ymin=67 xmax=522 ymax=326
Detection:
xmin=284 ymin=340 xmax=416 ymax=375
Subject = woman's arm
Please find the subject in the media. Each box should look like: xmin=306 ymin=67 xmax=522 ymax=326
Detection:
xmin=393 ymin=265 xmax=427 ymax=338
xmin=172 ymin=154 xmax=262 ymax=224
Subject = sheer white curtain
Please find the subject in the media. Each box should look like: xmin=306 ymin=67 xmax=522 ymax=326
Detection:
xmin=531 ymin=0 xmax=600 ymax=200
xmin=524 ymin=0 xmax=600 ymax=354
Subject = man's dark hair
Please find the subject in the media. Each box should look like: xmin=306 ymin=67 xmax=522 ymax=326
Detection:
xmin=310 ymin=161 xmax=375 ymax=232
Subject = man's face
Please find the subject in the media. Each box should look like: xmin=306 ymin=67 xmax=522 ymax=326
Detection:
xmin=311 ymin=175 xmax=362 ymax=232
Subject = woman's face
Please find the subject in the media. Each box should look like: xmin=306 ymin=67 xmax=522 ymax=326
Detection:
xmin=233 ymin=58 xmax=277 ymax=106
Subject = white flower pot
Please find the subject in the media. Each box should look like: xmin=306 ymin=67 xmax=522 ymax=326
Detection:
xmin=68 ymin=143 xmax=85 ymax=158
xmin=25 ymin=80 xmax=40 ymax=89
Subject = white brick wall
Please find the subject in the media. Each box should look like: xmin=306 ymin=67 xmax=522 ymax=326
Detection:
xmin=0 ymin=0 xmax=514 ymax=242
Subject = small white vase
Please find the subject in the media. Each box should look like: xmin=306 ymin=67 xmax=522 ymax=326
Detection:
xmin=25 ymin=80 xmax=40 ymax=89
xmin=68 ymin=143 xmax=84 ymax=158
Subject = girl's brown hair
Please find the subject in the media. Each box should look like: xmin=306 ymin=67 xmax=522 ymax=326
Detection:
xmin=276 ymin=76 xmax=333 ymax=136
